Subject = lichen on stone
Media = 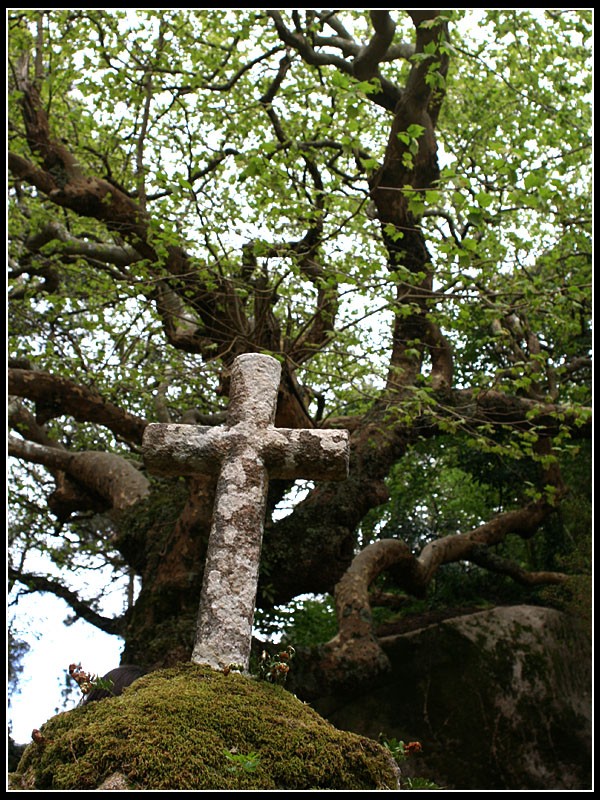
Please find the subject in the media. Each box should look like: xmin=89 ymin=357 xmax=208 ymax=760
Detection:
xmin=11 ymin=664 xmax=400 ymax=790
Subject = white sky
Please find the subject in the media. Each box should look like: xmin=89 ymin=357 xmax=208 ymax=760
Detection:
xmin=8 ymin=594 xmax=123 ymax=744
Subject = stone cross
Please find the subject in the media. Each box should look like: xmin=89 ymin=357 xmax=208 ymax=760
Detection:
xmin=142 ymin=353 xmax=349 ymax=672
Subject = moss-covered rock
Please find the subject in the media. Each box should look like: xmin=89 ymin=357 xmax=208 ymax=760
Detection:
xmin=9 ymin=664 xmax=400 ymax=790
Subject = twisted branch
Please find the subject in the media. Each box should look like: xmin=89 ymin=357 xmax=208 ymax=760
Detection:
xmin=8 ymin=567 xmax=123 ymax=635
xmin=322 ymin=495 xmax=567 ymax=682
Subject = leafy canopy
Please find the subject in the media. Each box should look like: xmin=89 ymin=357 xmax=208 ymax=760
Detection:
xmin=7 ymin=10 xmax=592 ymax=652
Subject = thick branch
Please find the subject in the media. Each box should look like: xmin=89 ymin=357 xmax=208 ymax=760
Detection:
xmin=316 ymin=497 xmax=566 ymax=685
xmin=7 ymin=397 xmax=119 ymax=520
xmin=405 ymin=10 xmax=449 ymax=121
xmin=8 ymin=257 xmax=61 ymax=299
xmin=8 ymin=368 xmax=147 ymax=445
xmin=363 ymin=11 xmax=450 ymax=394
xmin=333 ymin=538 xmax=418 ymax=643
xmin=9 ymin=149 xmax=152 ymax=256
xmin=8 ymin=435 xmax=150 ymax=513
xmin=416 ymin=500 xmax=556 ymax=585
xmin=8 ymin=151 xmax=56 ymax=194
xmin=353 ymin=11 xmax=397 ymax=80
xmin=314 ymin=539 xmax=416 ymax=683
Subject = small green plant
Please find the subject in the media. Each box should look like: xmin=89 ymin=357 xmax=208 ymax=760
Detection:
xmin=68 ymin=663 xmax=114 ymax=699
xmin=91 ymin=675 xmax=115 ymax=693
xmin=380 ymin=735 xmax=441 ymax=790
xmin=404 ymin=776 xmax=441 ymax=789
xmin=380 ymin=735 xmax=422 ymax=763
xmin=258 ymin=646 xmax=295 ymax=685
xmin=224 ymin=748 xmax=261 ymax=774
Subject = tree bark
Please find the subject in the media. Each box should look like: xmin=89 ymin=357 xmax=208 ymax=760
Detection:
xmin=9 ymin=368 xmax=147 ymax=443
xmin=8 ymin=435 xmax=149 ymax=514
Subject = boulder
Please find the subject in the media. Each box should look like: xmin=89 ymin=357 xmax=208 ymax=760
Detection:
xmin=312 ymin=605 xmax=591 ymax=790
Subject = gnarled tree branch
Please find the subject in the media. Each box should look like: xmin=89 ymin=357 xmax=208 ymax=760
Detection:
xmin=8 ymin=435 xmax=150 ymax=513
xmin=8 ymin=368 xmax=147 ymax=445
xmin=317 ymin=496 xmax=567 ymax=685
xmin=8 ymin=567 xmax=123 ymax=635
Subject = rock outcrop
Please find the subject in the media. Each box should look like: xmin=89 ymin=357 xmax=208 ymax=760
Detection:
xmin=311 ymin=605 xmax=591 ymax=790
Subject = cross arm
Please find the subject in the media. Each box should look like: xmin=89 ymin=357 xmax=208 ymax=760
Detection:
xmin=142 ymin=424 xmax=228 ymax=477
xmin=261 ymin=428 xmax=349 ymax=480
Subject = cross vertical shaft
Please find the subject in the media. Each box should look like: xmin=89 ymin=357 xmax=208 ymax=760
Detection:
xmin=192 ymin=355 xmax=279 ymax=670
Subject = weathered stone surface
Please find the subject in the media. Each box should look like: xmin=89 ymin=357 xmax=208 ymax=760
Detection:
xmin=311 ymin=605 xmax=591 ymax=790
xmin=11 ymin=665 xmax=400 ymax=791
xmin=97 ymin=772 xmax=131 ymax=790
xmin=142 ymin=353 xmax=349 ymax=672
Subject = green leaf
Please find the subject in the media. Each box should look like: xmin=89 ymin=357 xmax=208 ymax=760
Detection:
xmin=461 ymin=237 xmax=478 ymax=252
xmin=475 ymin=191 xmax=493 ymax=208
xmin=524 ymin=172 xmax=543 ymax=190
xmin=406 ymin=124 xmax=426 ymax=139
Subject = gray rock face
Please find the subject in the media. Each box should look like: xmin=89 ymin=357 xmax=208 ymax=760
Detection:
xmin=313 ymin=605 xmax=591 ymax=790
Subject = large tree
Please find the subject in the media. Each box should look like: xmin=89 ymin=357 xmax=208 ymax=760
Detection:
xmin=8 ymin=10 xmax=591 ymax=688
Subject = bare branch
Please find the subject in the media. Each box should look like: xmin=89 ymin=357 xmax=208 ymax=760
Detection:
xmin=353 ymin=11 xmax=397 ymax=80
xmin=8 ymin=567 xmax=122 ymax=635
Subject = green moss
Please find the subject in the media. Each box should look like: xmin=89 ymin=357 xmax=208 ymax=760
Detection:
xmin=12 ymin=665 xmax=399 ymax=790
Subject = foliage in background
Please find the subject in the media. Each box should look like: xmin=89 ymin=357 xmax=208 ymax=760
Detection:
xmin=255 ymin=595 xmax=338 ymax=648
xmin=7 ymin=9 xmax=591 ymax=708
